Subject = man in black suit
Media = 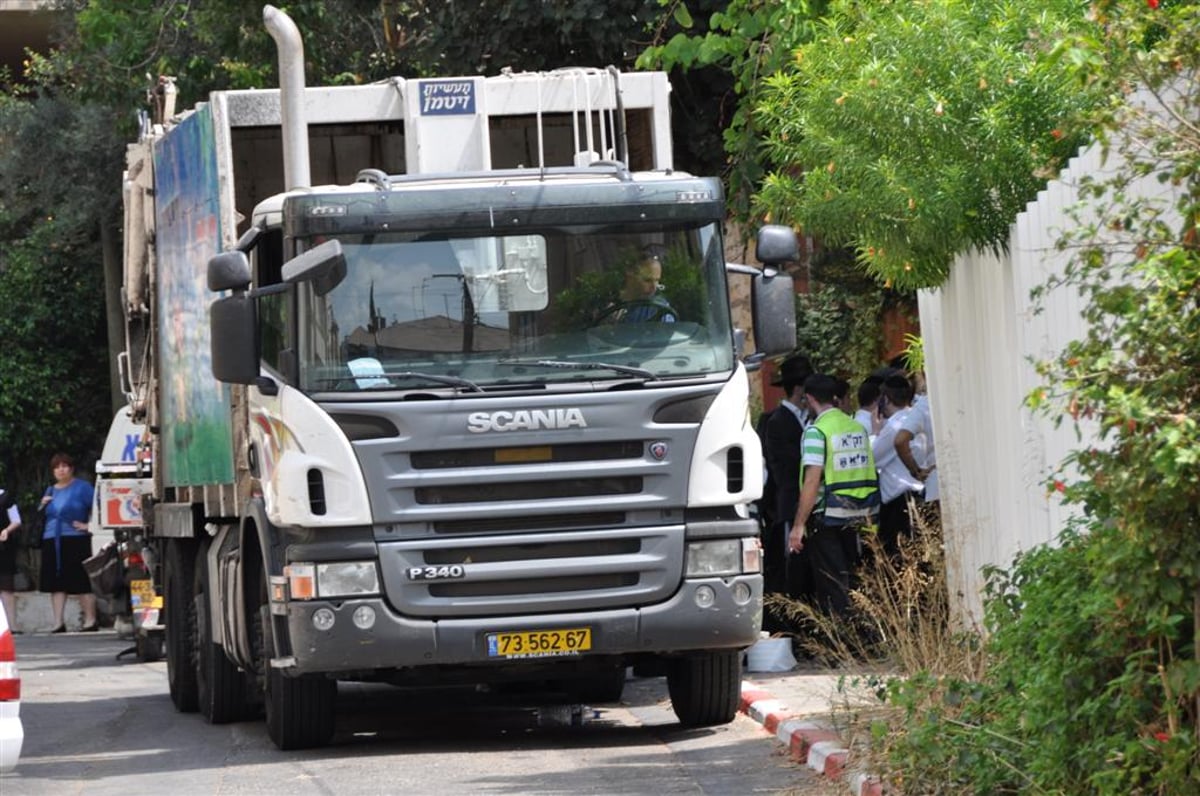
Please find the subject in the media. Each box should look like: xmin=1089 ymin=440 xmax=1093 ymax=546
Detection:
xmin=762 ymin=353 xmax=814 ymax=601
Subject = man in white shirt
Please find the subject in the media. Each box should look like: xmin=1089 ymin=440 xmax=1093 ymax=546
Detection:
xmin=896 ymin=372 xmax=938 ymax=504
xmin=872 ymin=374 xmax=924 ymax=558
xmin=852 ymin=367 xmax=897 ymax=437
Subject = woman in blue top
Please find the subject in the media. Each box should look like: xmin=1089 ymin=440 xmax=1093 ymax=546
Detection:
xmin=39 ymin=452 xmax=98 ymax=632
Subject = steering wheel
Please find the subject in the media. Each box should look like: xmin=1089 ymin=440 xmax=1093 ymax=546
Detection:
xmin=593 ymin=300 xmax=675 ymax=324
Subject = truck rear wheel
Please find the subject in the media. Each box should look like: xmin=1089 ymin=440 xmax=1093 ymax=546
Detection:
xmin=667 ymin=650 xmax=741 ymax=727
xmin=164 ymin=538 xmax=199 ymax=713
xmin=195 ymin=542 xmax=248 ymax=724
xmin=258 ymin=603 xmax=336 ymax=750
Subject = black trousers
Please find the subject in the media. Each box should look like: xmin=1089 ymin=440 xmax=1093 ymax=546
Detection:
xmin=806 ymin=521 xmax=862 ymax=617
xmin=762 ymin=519 xmax=787 ymax=596
xmin=877 ymin=494 xmax=915 ymax=561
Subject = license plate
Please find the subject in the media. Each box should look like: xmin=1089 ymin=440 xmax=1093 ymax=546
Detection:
xmin=486 ymin=628 xmax=591 ymax=658
xmin=129 ymin=579 xmax=161 ymax=609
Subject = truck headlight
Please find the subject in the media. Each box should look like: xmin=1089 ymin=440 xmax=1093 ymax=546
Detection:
xmin=685 ymin=540 xmax=736 ymax=577
xmin=685 ymin=539 xmax=762 ymax=577
xmin=288 ymin=561 xmax=380 ymax=599
xmin=317 ymin=561 xmax=380 ymax=597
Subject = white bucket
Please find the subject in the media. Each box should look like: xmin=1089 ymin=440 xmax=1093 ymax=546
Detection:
xmin=744 ymin=637 xmax=797 ymax=672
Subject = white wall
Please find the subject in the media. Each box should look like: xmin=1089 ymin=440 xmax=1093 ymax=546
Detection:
xmin=921 ymin=131 xmax=1171 ymax=626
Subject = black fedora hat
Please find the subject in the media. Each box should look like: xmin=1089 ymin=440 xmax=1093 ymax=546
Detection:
xmin=771 ymin=353 xmax=813 ymax=387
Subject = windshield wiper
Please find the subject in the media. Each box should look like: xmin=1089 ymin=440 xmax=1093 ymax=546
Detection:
xmin=317 ymin=371 xmax=483 ymax=392
xmin=498 ymin=359 xmax=654 ymax=380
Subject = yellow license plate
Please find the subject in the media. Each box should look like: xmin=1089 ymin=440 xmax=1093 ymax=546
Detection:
xmin=130 ymin=579 xmax=161 ymax=608
xmin=486 ymin=628 xmax=591 ymax=658
xmin=495 ymin=446 xmax=553 ymax=463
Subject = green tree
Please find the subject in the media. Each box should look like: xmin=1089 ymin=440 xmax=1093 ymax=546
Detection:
xmin=753 ymin=0 xmax=1104 ymax=291
xmin=393 ymin=0 xmax=659 ymax=74
xmin=639 ymin=0 xmax=831 ymax=224
xmin=0 ymin=85 xmax=123 ymax=503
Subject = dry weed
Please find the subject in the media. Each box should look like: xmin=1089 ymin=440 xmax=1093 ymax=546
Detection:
xmin=764 ymin=501 xmax=988 ymax=786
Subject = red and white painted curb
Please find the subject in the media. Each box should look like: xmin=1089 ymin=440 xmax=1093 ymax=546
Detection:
xmin=739 ymin=682 xmax=883 ymax=796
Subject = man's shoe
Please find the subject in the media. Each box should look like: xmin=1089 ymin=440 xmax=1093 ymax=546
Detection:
xmin=80 ymin=623 xmax=99 ymax=632
xmin=49 ymin=625 xmax=66 ymax=634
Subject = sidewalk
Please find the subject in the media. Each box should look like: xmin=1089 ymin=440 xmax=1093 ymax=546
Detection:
xmin=739 ymin=663 xmax=884 ymax=796
xmin=9 ymin=591 xmax=84 ymax=633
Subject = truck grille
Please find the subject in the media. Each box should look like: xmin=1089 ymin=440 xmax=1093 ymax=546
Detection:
xmin=378 ymin=526 xmax=684 ymax=618
xmin=415 ymin=477 xmax=641 ymax=504
xmin=431 ymin=511 xmax=624 ymax=535
xmin=429 ymin=573 xmax=639 ymax=598
xmin=344 ymin=395 xmax=702 ymax=617
xmin=411 ymin=440 xmax=643 ymax=468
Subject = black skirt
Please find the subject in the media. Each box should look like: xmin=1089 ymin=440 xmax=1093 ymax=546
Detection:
xmin=0 ymin=536 xmax=17 ymax=591
xmin=39 ymin=535 xmax=94 ymax=595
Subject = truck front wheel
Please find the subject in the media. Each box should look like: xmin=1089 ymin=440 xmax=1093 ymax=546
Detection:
xmin=667 ymin=650 xmax=741 ymax=727
xmin=258 ymin=601 xmax=335 ymax=750
xmin=164 ymin=538 xmax=199 ymax=713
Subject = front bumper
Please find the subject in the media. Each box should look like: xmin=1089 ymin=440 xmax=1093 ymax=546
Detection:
xmin=280 ymin=574 xmax=762 ymax=675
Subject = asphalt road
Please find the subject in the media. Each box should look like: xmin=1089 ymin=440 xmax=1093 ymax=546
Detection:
xmin=4 ymin=629 xmax=839 ymax=795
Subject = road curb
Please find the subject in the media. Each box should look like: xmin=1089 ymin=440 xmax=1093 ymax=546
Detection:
xmin=739 ymin=681 xmax=883 ymax=796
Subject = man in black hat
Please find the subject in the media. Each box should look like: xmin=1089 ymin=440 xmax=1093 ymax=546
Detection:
xmin=762 ymin=353 xmax=815 ymax=602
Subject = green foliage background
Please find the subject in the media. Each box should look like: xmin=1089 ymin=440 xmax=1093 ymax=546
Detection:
xmin=640 ymin=0 xmax=833 ymax=224
xmin=753 ymin=0 xmax=1102 ymax=290
xmin=0 ymin=90 xmax=123 ymax=505
xmin=791 ymin=248 xmax=912 ymax=384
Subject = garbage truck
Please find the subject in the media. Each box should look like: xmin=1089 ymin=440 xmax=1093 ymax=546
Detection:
xmin=91 ymin=403 xmax=161 ymax=661
xmin=119 ymin=5 xmax=798 ymax=749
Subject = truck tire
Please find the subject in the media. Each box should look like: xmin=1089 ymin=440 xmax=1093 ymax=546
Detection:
xmin=259 ymin=603 xmax=336 ymax=750
xmin=195 ymin=543 xmax=248 ymax=724
xmin=666 ymin=650 xmax=741 ymax=727
xmin=164 ymin=538 xmax=199 ymax=713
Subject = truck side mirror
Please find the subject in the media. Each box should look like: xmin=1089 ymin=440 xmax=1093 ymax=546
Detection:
xmin=755 ymin=224 xmax=799 ymax=264
xmin=750 ymin=223 xmax=799 ymax=356
xmin=208 ymin=251 xmax=252 ymax=292
xmin=282 ymin=239 xmax=346 ymax=297
xmin=751 ymin=271 xmax=796 ymax=356
xmin=210 ymin=294 xmax=260 ymax=384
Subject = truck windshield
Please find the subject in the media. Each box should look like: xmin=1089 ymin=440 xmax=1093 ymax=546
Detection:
xmin=293 ymin=224 xmax=735 ymax=393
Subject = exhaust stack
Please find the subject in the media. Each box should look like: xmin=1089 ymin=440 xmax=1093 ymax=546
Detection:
xmin=264 ymin=4 xmax=310 ymax=190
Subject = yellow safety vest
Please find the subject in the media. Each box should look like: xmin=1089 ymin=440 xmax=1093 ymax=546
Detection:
xmin=813 ymin=409 xmax=880 ymax=526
